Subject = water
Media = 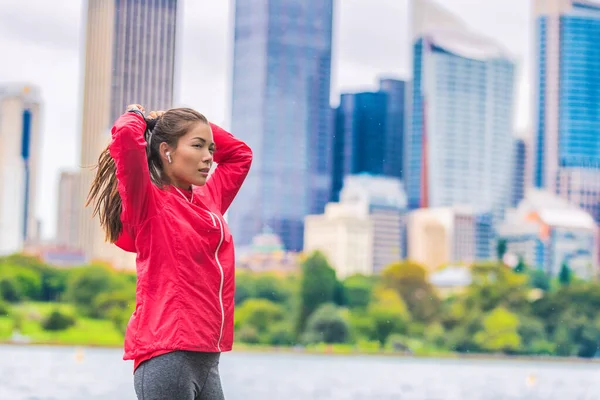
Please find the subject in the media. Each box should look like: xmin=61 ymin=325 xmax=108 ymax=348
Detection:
xmin=1 ymin=345 xmax=599 ymax=399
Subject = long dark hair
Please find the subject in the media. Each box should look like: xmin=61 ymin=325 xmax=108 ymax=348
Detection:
xmin=86 ymin=107 xmax=209 ymax=242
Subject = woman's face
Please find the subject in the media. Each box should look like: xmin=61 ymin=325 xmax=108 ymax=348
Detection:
xmin=162 ymin=122 xmax=215 ymax=188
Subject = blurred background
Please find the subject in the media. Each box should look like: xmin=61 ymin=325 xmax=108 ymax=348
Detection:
xmin=2 ymin=0 xmax=600 ymax=399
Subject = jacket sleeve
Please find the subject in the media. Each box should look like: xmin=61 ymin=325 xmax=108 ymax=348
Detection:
xmin=206 ymin=123 xmax=253 ymax=213
xmin=109 ymin=111 xmax=156 ymax=228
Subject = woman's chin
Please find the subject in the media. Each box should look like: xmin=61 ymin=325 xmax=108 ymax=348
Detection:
xmin=192 ymin=176 xmax=208 ymax=186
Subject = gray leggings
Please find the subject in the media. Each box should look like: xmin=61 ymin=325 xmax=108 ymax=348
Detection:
xmin=134 ymin=351 xmax=224 ymax=400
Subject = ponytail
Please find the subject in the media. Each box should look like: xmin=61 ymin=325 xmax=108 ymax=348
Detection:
xmin=86 ymin=116 xmax=155 ymax=243
xmin=86 ymin=144 xmax=124 ymax=243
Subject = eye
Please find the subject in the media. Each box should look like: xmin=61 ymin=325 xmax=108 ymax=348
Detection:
xmin=192 ymin=144 xmax=202 ymax=148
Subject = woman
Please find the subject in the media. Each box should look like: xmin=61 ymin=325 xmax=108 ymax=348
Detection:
xmin=87 ymin=104 xmax=252 ymax=399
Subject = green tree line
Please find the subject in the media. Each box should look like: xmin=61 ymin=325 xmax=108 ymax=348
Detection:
xmin=1 ymin=252 xmax=599 ymax=357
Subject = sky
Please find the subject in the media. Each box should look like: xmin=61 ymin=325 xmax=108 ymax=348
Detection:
xmin=0 ymin=0 xmax=532 ymax=240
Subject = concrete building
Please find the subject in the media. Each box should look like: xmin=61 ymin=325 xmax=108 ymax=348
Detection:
xmin=56 ymin=171 xmax=82 ymax=248
xmin=499 ymin=189 xmax=598 ymax=279
xmin=0 ymin=84 xmax=41 ymax=255
xmin=304 ymin=174 xmax=407 ymax=277
xmin=304 ymin=202 xmax=373 ymax=278
xmin=78 ymin=0 xmax=179 ymax=269
xmin=408 ymin=207 xmax=493 ymax=271
xmin=339 ymin=174 xmax=407 ymax=273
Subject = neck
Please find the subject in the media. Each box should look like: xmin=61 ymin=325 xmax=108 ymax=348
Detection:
xmin=165 ymin=174 xmax=191 ymax=191
xmin=173 ymin=182 xmax=192 ymax=191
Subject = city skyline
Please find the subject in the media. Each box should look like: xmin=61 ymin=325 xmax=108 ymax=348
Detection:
xmin=0 ymin=0 xmax=531 ymax=240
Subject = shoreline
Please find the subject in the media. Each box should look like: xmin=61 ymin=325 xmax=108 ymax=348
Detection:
xmin=2 ymin=341 xmax=599 ymax=364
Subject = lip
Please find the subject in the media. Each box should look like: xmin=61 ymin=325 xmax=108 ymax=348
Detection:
xmin=198 ymin=168 xmax=210 ymax=177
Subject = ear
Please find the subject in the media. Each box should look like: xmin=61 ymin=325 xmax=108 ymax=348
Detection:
xmin=159 ymin=142 xmax=173 ymax=162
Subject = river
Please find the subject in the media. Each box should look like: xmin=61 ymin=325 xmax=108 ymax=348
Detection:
xmin=0 ymin=345 xmax=599 ymax=399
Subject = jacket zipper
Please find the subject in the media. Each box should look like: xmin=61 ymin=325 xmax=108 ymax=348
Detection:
xmin=206 ymin=210 xmax=225 ymax=352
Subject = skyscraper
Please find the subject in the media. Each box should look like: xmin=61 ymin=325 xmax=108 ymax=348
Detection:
xmin=407 ymin=28 xmax=516 ymax=219
xmin=56 ymin=171 xmax=82 ymax=248
xmin=78 ymin=0 xmax=179 ymax=266
xmin=512 ymin=138 xmax=527 ymax=208
xmin=331 ymin=78 xmax=406 ymax=202
xmin=533 ymin=0 xmax=600 ymax=222
xmin=229 ymin=0 xmax=334 ymax=251
xmin=0 ymin=84 xmax=41 ymax=255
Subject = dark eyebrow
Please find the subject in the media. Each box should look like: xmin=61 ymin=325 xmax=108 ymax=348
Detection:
xmin=192 ymin=137 xmax=216 ymax=149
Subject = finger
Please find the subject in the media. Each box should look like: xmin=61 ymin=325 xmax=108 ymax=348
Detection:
xmin=126 ymin=104 xmax=144 ymax=113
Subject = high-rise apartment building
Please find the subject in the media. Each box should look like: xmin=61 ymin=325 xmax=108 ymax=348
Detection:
xmin=0 ymin=84 xmax=41 ymax=255
xmin=331 ymin=78 xmax=406 ymax=201
xmin=533 ymin=0 xmax=600 ymax=221
xmin=228 ymin=0 xmax=334 ymax=251
xmin=78 ymin=0 xmax=178 ymax=267
xmin=407 ymin=26 xmax=516 ymax=220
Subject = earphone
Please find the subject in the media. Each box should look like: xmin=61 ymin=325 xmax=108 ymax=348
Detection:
xmin=166 ymin=152 xmax=172 ymax=164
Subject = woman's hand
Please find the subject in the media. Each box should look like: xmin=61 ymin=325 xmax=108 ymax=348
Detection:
xmin=126 ymin=104 xmax=145 ymax=114
xmin=147 ymin=110 xmax=165 ymax=120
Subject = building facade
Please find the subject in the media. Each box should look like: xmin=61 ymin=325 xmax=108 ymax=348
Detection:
xmin=499 ymin=189 xmax=598 ymax=278
xmin=56 ymin=171 xmax=82 ymax=248
xmin=408 ymin=207 xmax=493 ymax=271
xmin=406 ymin=27 xmax=516 ymax=220
xmin=229 ymin=0 xmax=334 ymax=251
xmin=512 ymin=138 xmax=527 ymax=207
xmin=304 ymin=202 xmax=373 ymax=278
xmin=331 ymin=78 xmax=406 ymax=201
xmin=533 ymin=0 xmax=600 ymax=222
xmin=0 ymin=84 xmax=41 ymax=255
xmin=338 ymin=174 xmax=407 ymax=273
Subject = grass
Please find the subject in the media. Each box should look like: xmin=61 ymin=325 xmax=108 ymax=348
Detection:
xmin=1 ymin=301 xmax=124 ymax=347
xmin=0 ymin=317 xmax=12 ymax=340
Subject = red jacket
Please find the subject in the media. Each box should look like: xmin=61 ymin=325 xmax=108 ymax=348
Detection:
xmin=108 ymin=111 xmax=252 ymax=371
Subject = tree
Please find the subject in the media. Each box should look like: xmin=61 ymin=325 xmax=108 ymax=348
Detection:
xmin=235 ymin=298 xmax=284 ymax=335
xmin=381 ymin=261 xmax=440 ymax=323
xmin=302 ymin=303 xmax=349 ymax=344
xmin=342 ymin=274 xmax=373 ymax=309
xmin=254 ymin=273 xmax=289 ymax=304
xmin=296 ymin=252 xmax=338 ymax=337
xmin=496 ymin=239 xmax=508 ymax=262
xmin=93 ymin=289 xmax=135 ymax=320
xmin=66 ymin=265 xmax=116 ymax=317
xmin=467 ymin=262 xmax=529 ymax=313
xmin=559 ymin=262 xmax=572 ymax=286
xmin=514 ymin=257 xmax=527 ymax=273
xmin=529 ymin=269 xmax=550 ymax=291
xmin=0 ymin=265 xmax=42 ymax=302
xmin=234 ymin=270 xmax=256 ymax=305
xmin=474 ymin=307 xmax=521 ymax=353
xmin=368 ymin=288 xmax=409 ymax=345
xmin=42 ymin=310 xmax=76 ymax=331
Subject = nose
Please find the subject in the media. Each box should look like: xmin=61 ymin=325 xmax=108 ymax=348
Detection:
xmin=203 ymin=151 xmax=213 ymax=164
